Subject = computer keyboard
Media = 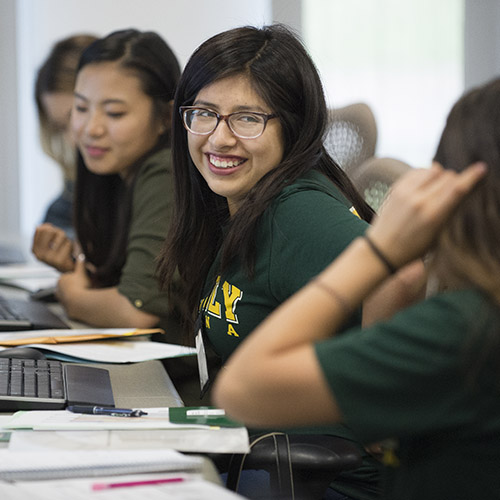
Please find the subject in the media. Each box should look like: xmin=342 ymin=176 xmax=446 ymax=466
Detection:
xmin=0 ymin=358 xmax=115 ymax=411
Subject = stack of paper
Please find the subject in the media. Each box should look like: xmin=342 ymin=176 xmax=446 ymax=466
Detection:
xmin=0 ymin=448 xmax=203 ymax=481
xmin=0 ymin=474 xmax=246 ymax=499
xmin=0 ymin=329 xmax=196 ymax=363
xmin=4 ymin=407 xmax=250 ymax=454
xmin=0 ymin=328 xmax=162 ymax=346
xmin=5 ymin=407 xmax=241 ymax=432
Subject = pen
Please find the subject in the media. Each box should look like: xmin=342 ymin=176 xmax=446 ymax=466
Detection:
xmin=66 ymin=405 xmax=147 ymax=417
xmin=92 ymin=477 xmax=185 ymax=490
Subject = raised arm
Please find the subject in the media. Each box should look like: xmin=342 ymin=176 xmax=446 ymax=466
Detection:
xmin=213 ymin=162 xmax=486 ymax=428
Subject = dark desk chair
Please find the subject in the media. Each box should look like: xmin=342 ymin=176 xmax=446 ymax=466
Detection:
xmin=210 ymin=432 xmax=363 ymax=500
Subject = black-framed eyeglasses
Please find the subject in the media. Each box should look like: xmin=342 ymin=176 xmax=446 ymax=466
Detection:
xmin=180 ymin=106 xmax=277 ymax=139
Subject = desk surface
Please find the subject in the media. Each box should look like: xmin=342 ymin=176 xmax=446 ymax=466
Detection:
xmin=0 ymin=283 xmax=184 ymax=407
xmin=0 ymin=266 xmax=232 ymax=490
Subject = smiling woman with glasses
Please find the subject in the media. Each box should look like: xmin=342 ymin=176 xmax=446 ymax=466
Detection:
xmin=158 ymin=24 xmax=426 ymax=500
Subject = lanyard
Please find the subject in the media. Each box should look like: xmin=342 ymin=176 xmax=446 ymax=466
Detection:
xmin=194 ymin=312 xmax=211 ymax=398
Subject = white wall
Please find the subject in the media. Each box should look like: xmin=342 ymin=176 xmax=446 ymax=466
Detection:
xmin=0 ymin=0 xmax=20 ymax=244
xmin=10 ymin=0 xmax=272 ymax=240
xmin=464 ymin=0 xmax=500 ymax=90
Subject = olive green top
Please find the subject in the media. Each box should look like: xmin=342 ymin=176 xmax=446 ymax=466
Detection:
xmin=117 ymin=148 xmax=175 ymax=333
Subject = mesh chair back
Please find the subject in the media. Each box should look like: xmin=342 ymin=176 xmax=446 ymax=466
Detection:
xmin=324 ymin=103 xmax=377 ymax=174
xmin=350 ymin=156 xmax=412 ymax=212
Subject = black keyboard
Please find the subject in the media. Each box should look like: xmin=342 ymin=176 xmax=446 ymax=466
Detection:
xmin=0 ymin=358 xmax=115 ymax=411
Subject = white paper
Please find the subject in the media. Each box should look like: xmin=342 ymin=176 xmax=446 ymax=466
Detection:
xmin=33 ymin=340 xmax=194 ymax=363
xmin=5 ymin=408 xmax=216 ymax=431
xmin=0 ymin=448 xmax=203 ymax=481
xmin=0 ymin=263 xmax=59 ymax=280
xmin=0 ymin=338 xmax=195 ymax=363
xmin=8 ymin=426 xmax=250 ymax=454
xmin=0 ymin=415 xmax=14 ymax=429
xmin=0 ymin=263 xmax=60 ymax=292
xmin=3 ymin=277 xmax=58 ymax=292
xmin=0 ymin=475 xmax=246 ymax=500
xmin=0 ymin=261 xmax=61 ymax=285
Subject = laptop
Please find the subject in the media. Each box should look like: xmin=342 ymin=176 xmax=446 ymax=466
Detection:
xmin=0 ymin=293 xmax=70 ymax=331
xmin=0 ymin=357 xmax=115 ymax=411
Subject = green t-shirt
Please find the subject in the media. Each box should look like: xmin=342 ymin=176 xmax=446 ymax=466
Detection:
xmin=315 ymin=288 xmax=500 ymax=500
xmin=117 ymin=148 xmax=176 ymax=333
xmin=201 ymin=171 xmax=380 ymax=500
xmin=201 ymin=170 xmax=368 ymax=361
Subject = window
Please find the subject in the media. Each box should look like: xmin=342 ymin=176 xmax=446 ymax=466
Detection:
xmin=303 ymin=0 xmax=464 ymax=167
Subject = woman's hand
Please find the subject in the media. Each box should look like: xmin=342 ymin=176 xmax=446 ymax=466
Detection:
xmin=32 ymin=223 xmax=75 ymax=273
xmin=366 ymin=162 xmax=487 ymax=270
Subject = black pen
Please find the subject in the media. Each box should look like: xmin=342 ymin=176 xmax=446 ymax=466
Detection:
xmin=66 ymin=405 xmax=147 ymax=417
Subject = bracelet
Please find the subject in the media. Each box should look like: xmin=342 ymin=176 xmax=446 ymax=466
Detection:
xmin=363 ymin=235 xmax=397 ymax=275
xmin=313 ymin=278 xmax=352 ymax=316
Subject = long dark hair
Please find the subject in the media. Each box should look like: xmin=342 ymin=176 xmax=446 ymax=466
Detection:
xmin=158 ymin=24 xmax=373 ymax=332
xmin=74 ymin=29 xmax=180 ymax=287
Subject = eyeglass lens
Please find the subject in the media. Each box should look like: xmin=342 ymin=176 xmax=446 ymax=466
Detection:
xmin=184 ymin=109 xmax=267 ymax=138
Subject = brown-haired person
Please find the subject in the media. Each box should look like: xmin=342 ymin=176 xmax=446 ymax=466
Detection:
xmin=35 ymin=34 xmax=97 ymax=237
xmin=33 ymin=29 xmax=181 ymax=330
xmin=215 ymin=79 xmax=499 ymax=500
